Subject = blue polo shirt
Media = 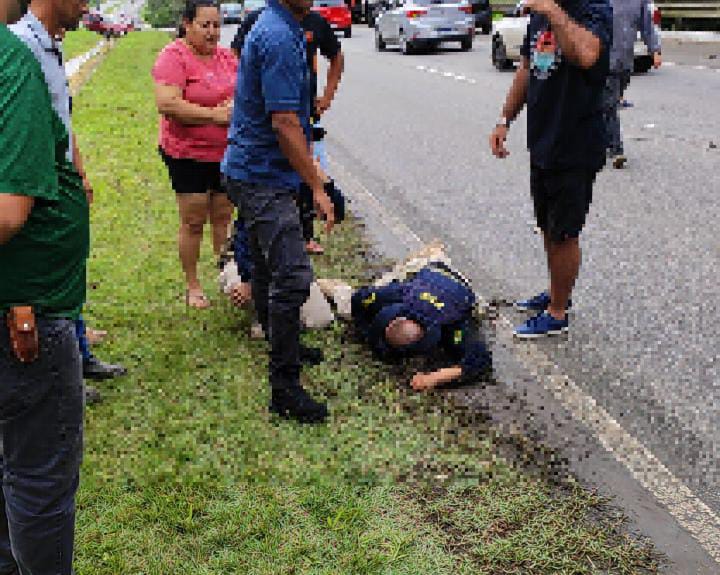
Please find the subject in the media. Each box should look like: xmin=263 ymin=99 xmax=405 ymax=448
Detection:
xmin=221 ymin=0 xmax=311 ymax=191
xmin=520 ymin=0 xmax=612 ymax=171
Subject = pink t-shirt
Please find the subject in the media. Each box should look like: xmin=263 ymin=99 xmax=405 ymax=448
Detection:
xmin=152 ymin=39 xmax=238 ymax=163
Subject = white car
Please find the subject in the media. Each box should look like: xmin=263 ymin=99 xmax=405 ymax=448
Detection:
xmin=491 ymin=3 xmax=661 ymax=73
xmin=375 ymin=0 xmax=475 ymax=55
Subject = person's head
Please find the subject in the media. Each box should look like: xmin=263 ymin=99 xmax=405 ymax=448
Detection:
xmin=180 ymin=0 xmax=220 ymax=55
xmin=1 ymin=0 xmax=29 ymax=24
xmin=384 ymin=317 xmax=424 ymax=348
xmin=280 ymin=0 xmax=313 ymax=19
xmin=22 ymin=0 xmax=87 ymax=34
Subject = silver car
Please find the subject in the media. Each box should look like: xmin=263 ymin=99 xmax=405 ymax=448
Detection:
xmin=375 ymin=0 xmax=475 ymax=54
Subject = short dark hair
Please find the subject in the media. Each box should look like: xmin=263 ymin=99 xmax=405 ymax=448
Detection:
xmin=177 ymin=0 xmax=219 ymax=37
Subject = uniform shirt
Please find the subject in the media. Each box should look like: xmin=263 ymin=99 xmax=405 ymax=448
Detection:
xmin=221 ymin=0 xmax=311 ymax=190
xmin=152 ymin=40 xmax=238 ymax=162
xmin=520 ymin=0 xmax=612 ymax=171
xmin=0 ymin=26 xmax=89 ymax=319
xmin=231 ymin=9 xmax=341 ymax=104
xmin=351 ymin=267 xmax=492 ymax=382
xmin=610 ymin=0 xmax=660 ymax=72
xmin=10 ymin=10 xmax=73 ymax=163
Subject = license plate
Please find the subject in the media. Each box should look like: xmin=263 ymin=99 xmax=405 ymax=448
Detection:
xmin=436 ymin=27 xmax=452 ymax=32
xmin=330 ymin=23 xmax=339 ymax=28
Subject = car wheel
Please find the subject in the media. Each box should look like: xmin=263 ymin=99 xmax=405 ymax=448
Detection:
xmin=344 ymin=27 xmax=352 ymax=38
xmin=400 ymin=31 xmax=415 ymax=55
xmin=460 ymin=36 xmax=472 ymax=51
xmin=375 ymin=29 xmax=386 ymax=51
xmin=492 ymin=36 xmax=510 ymax=70
xmin=481 ymin=23 xmax=491 ymax=35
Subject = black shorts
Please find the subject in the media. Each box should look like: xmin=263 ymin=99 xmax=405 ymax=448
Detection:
xmin=159 ymin=147 xmax=222 ymax=194
xmin=530 ymin=166 xmax=597 ymax=242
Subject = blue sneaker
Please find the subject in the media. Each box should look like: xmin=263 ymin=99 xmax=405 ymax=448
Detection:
xmin=514 ymin=291 xmax=571 ymax=313
xmin=514 ymin=312 xmax=569 ymax=339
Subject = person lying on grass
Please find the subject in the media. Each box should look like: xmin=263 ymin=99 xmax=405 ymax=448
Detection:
xmin=317 ymin=242 xmax=493 ymax=392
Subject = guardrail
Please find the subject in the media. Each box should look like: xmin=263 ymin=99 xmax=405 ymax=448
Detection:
xmin=489 ymin=0 xmax=720 ymax=31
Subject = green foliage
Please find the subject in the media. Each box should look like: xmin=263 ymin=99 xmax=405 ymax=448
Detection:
xmin=63 ymin=29 xmax=102 ymax=61
xmin=70 ymin=31 xmax=659 ymax=574
xmin=144 ymin=0 xmax=184 ymax=28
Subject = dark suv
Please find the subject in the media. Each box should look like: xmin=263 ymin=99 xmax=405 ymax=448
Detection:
xmin=471 ymin=0 xmax=491 ymax=34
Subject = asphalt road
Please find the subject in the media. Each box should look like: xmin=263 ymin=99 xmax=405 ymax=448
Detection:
xmin=220 ymin=23 xmax=720 ymax=568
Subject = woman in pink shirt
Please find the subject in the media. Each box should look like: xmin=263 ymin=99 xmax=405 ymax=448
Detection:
xmin=152 ymin=0 xmax=238 ymax=309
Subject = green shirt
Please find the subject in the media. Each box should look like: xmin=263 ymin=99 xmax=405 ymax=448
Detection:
xmin=0 ymin=25 xmax=89 ymax=319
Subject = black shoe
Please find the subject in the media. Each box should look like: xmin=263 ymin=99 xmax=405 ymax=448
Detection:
xmin=85 ymin=385 xmax=103 ymax=405
xmin=270 ymin=386 xmax=328 ymax=424
xmin=83 ymin=356 xmax=127 ymax=381
xmin=299 ymin=344 xmax=324 ymax=366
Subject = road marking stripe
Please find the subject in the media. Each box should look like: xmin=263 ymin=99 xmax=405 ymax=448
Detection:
xmin=329 ymin=156 xmax=720 ymax=565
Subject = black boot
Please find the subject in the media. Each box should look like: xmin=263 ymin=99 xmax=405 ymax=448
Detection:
xmin=270 ymin=385 xmax=328 ymax=424
xmin=83 ymin=356 xmax=127 ymax=381
xmin=299 ymin=344 xmax=324 ymax=366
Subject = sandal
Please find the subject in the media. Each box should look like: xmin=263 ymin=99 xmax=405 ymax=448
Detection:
xmin=185 ymin=290 xmax=211 ymax=309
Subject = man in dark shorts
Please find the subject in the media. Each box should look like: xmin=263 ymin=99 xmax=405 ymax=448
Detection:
xmin=231 ymin=4 xmax=344 ymax=254
xmin=489 ymin=0 xmax=612 ymax=338
xmin=222 ymin=0 xmax=335 ymax=424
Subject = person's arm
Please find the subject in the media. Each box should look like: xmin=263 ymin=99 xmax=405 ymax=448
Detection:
xmin=271 ymin=111 xmax=334 ymax=232
xmin=489 ymin=57 xmax=529 ymax=159
xmin=154 ymin=83 xmax=232 ymax=126
xmin=316 ymin=51 xmax=344 ymax=117
xmin=72 ymin=134 xmax=94 ymax=204
xmin=640 ymin=0 xmax=662 ymax=68
xmin=411 ymin=367 xmax=463 ymax=391
xmin=0 ymin=195 xmax=34 ymax=245
xmin=522 ymin=0 xmax=602 ymax=69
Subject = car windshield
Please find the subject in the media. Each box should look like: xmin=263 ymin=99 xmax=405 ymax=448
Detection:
xmin=314 ymin=0 xmax=344 ymax=6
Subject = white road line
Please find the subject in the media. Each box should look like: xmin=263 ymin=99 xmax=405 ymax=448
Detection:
xmin=694 ymin=65 xmax=708 ymax=70
xmin=416 ymin=65 xmax=426 ymax=70
xmin=454 ymin=75 xmax=466 ymax=81
xmin=427 ymin=67 xmax=438 ymax=73
xmin=443 ymin=71 xmax=454 ymax=77
xmin=329 ymin=155 xmax=720 ymax=565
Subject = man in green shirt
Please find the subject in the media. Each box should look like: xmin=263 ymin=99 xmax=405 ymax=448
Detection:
xmin=0 ymin=0 xmax=88 ymax=572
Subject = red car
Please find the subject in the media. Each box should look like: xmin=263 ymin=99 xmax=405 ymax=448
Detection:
xmin=312 ymin=0 xmax=352 ymax=38
xmin=82 ymin=12 xmax=134 ymax=38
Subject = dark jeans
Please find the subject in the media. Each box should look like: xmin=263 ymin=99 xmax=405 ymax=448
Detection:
xmin=0 ymin=318 xmax=84 ymax=575
xmin=226 ymin=180 xmax=313 ymax=391
xmin=603 ymin=69 xmax=632 ymax=156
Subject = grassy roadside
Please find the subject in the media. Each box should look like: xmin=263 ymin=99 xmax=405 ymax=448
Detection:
xmin=72 ymin=31 xmax=659 ymax=574
xmin=63 ymin=29 xmax=103 ymax=61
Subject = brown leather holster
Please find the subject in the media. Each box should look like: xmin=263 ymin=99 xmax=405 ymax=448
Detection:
xmin=6 ymin=306 xmax=39 ymax=363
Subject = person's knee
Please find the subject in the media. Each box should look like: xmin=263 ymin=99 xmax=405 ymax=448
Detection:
xmin=273 ymin=264 xmax=312 ymax=309
xmin=181 ymin=221 xmax=205 ymax=236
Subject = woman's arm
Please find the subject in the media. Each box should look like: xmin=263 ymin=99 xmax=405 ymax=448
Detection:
xmin=154 ymin=83 xmax=232 ymax=126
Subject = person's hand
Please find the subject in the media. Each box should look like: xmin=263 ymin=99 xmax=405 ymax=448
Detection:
xmin=521 ymin=0 xmax=559 ymax=17
xmin=411 ymin=372 xmax=437 ymax=391
xmin=313 ymin=185 xmax=335 ymax=234
xmin=652 ymin=52 xmax=662 ymax=69
xmin=82 ymin=175 xmax=94 ymax=205
xmin=230 ymin=281 xmax=252 ymax=307
xmin=315 ymin=95 xmax=333 ymax=117
xmin=489 ymin=124 xmax=510 ymax=159
xmin=213 ymin=101 xmax=233 ymax=125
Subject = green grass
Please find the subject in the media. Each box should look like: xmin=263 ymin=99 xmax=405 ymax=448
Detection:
xmin=71 ymin=31 xmax=659 ymax=574
xmin=63 ymin=29 xmax=103 ymax=61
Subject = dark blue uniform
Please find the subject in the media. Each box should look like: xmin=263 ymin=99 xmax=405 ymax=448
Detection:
xmin=351 ymin=264 xmax=492 ymax=383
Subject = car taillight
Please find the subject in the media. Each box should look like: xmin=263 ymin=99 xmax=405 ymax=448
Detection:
xmin=653 ymin=7 xmax=661 ymax=26
xmin=406 ymin=9 xmax=427 ymax=18
xmin=459 ymin=4 xmax=472 ymax=14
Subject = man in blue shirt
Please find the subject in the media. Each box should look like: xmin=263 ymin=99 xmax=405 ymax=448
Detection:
xmin=489 ymin=0 xmax=612 ymax=338
xmin=604 ymin=0 xmax=661 ymax=168
xmin=222 ymin=0 xmax=335 ymax=424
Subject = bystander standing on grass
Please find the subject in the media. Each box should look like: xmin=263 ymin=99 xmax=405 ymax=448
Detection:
xmin=0 ymin=0 xmax=88 ymax=571
xmin=152 ymin=0 xmax=237 ymax=310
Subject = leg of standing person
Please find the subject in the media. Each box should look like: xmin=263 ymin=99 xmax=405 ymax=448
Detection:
xmin=0 ymin=319 xmax=84 ymax=575
xmin=604 ymin=69 xmax=627 ymax=168
xmin=176 ymin=193 xmax=211 ymax=308
xmin=229 ymin=181 xmax=327 ymax=423
xmin=208 ymin=190 xmax=234 ymax=258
